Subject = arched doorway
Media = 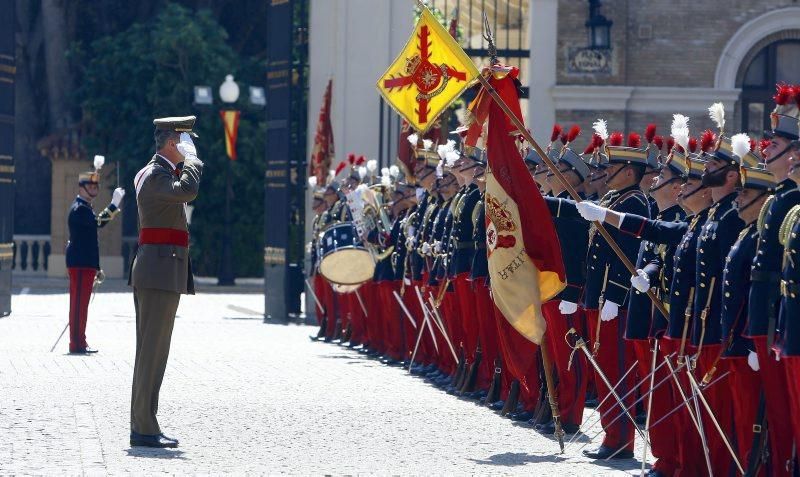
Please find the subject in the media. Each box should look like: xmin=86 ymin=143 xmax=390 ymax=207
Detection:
xmin=739 ymin=40 xmax=800 ymax=137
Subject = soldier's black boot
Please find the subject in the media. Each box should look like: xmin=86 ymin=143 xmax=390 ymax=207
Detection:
xmin=500 ymin=380 xmax=520 ymax=416
xmin=310 ymin=317 xmax=327 ymax=341
xmin=459 ymin=346 xmax=482 ymax=395
xmin=484 ymin=358 xmax=502 ymax=407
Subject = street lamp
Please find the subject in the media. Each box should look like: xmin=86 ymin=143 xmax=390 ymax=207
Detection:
xmin=218 ymin=74 xmax=240 ymax=286
xmin=585 ymin=0 xmax=613 ymax=49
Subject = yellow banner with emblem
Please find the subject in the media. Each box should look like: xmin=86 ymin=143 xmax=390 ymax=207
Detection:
xmin=376 ymin=6 xmax=479 ymax=133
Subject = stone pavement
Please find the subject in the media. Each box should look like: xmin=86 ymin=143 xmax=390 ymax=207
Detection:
xmin=0 ymin=288 xmax=653 ymax=475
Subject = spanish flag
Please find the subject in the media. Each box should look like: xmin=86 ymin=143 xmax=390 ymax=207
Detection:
xmin=376 ymin=5 xmax=479 ymax=133
xmin=484 ymin=67 xmax=565 ymax=344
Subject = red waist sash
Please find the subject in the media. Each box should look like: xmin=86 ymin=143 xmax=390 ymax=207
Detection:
xmin=138 ymin=228 xmax=189 ymax=247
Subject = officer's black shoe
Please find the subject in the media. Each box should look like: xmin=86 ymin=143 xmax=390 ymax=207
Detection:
xmin=467 ymin=389 xmax=487 ymax=400
xmin=535 ymin=421 xmax=580 ymax=435
xmin=130 ymin=432 xmax=179 ymax=448
xmin=585 ymin=396 xmax=599 ymax=408
xmin=645 ymin=469 xmax=667 ymax=477
xmin=509 ymin=410 xmax=534 ymax=422
xmin=635 ymin=412 xmax=647 ymax=426
xmin=70 ymin=347 xmax=98 ymax=355
xmin=489 ymin=400 xmax=505 ymax=410
xmin=582 ymin=445 xmax=633 ymax=460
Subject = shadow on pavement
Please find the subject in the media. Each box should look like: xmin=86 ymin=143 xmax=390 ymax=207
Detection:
xmin=469 ymin=451 xmax=567 ymax=466
xmin=125 ymin=448 xmax=188 ymax=460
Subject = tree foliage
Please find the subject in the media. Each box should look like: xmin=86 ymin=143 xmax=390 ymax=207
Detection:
xmin=75 ymin=3 xmax=265 ymax=277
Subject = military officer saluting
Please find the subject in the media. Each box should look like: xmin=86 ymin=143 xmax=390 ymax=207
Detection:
xmin=129 ymin=116 xmax=203 ymax=448
xmin=65 ymin=156 xmax=125 ymax=354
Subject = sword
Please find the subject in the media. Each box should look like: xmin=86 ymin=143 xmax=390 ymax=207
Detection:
xmin=304 ymin=278 xmax=326 ymax=316
xmin=686 ymin=364 xmax=744 ymax=474
xmin=414 ymin=287 xmax=439 ymax=355
xmin=642 ymin=339 xmax=659 ymax=477
xmin=566 ymin=329 xmax=649 ymax=445
xmin=90 ymin=269 xmax=105 ymax=304
xmin=50 ymin=322 xmax=69 ymax=353
xmin=393 ymin=290 xmax=418 ymax=328
xmin=665 ymin=356 xmax=713 ymax=476
xmin=605 ymin=370 xmax=730 ymax=461
xmin=354 ymin=289 xmax=369 ymax=318
xmin=408 ymin=297 xmax=437 ymax=373
xmin=426 ymin=293 xmax=459 ymax=364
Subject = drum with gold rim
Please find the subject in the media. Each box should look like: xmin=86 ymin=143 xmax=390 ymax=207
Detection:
xmin=318 ymin=222 xmax=375 ymax=285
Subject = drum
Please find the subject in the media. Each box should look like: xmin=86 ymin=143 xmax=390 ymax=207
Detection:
xmin=332 ymin=283 xmax=362 ymax=294
xmin=318 ymin=222 xmax=375 ymax=285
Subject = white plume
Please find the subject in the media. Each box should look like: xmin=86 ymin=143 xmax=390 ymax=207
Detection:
xmin=93 ymin=155 xmax=105 ymax=171
xmin=423 ymin=139 xmax=433 ymax=151
xmin=307 ymin=176 xmax=318 ymax=188
xmin=366 ymin=159 xmax=378 ymax=172
xmin=445 ymin=150 xmax=461 ymax=168
xmin=708 ymin=102 xmax=725 ymax=132
xmin=592 ymin=119 xmax=608 ymax=141
xmin=357 ymin=166 xmax=367 ymax=179
xmin=389 ymin=165 xmax=400 ymax=178
xmin=407 ymin=133 xmax=419 ymax=146
xmin=435 ymin=161 xmax=443 ymax=178
xmin=381 ymin=175 xmax=392 ymax=187
xmin=731 ymin=133 xmax=751 ymax=161
xmin=671 ymin=114 xmax=690 ymax=153
xmin=380 ymin=167 xmax=390 ymax=177
xmin=328 ymin=169 xmax=335 ymax=181
xmin=437 ymin=140 xmax=456 ymax=161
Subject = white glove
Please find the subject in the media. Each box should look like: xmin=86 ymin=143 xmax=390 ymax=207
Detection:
xmin=405 ymin=236 xmax=416 ymax=249
xmin=421 ymin=242 xmax=431 ymax=255
xmin=747 ymin=351 xmax=759 ymax=371
xmin=176 ymin=132 xmax=198 ymax=160
xmin=630 ymin=269 xmax=651 ymax=293
xmin=576 ymin=201 xmax=608 ymax=222
xmin=433 ymin=240 xmax=442 ymax=254
xmin=600 ymin=300 xmax=619 ymax=322
xmin=559 ymin=300 xmax=578 ymax=315
xmin=111 ymin=187 xmax=125 ymax=207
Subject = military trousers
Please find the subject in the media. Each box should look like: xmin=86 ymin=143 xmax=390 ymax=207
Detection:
xmin=130 ymin=287 xmax=180 ymax=435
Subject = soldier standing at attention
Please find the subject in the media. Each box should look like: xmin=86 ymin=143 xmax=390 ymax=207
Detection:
xmin=129 ymin=117 xmax=203 ymax=448
xmin=66 ymin=157 xmax=125 ymax=354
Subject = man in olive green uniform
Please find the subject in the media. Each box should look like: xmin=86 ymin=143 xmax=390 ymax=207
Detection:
xmin=129 ymin=116 xmax=203 ymax=448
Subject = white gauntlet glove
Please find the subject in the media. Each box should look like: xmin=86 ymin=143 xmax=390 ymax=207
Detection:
xmin=421 ymin=242 xmax=432 ymax=255
xmin=600 ymin=300 xmax=619 ymax=322
xmin=747 ymin=350 xmax=759 ymax=372
xmin=433 ymin=241 xmax=442 ymax=254
xmin=111 ymin=187 xmax=125 ymax=207
xmin=576 ymin=201 xmax=608 ymax=222
xmin=630 ymin=269 xmax=651 ymax=293
xmin=176 ymin=132 xmax=198 ymax=160
xmin=405 ymin=236 xmax=416 ymax=249
xmin=559 ymin=300 xmax=578 ymax=315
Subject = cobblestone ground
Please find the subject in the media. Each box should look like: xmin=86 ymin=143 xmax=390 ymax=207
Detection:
xmin=0 ymin=286 xmax=653 ymax=475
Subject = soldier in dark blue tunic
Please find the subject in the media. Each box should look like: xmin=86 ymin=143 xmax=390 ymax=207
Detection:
xmin=65 ymin=166 xmax=124 ymax=354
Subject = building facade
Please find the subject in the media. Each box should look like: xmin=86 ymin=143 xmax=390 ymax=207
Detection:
xmin=307 ymin=0 xmax=800 ymax=158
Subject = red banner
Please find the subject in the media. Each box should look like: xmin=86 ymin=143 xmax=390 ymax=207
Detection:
xmin=220 ymin=110 xmax=241 ymax=161
xmin=310 ymin=79 xmax=335 ymax=184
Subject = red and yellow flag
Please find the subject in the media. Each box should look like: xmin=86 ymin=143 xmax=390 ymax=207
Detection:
xmin=484 ymin=67 xmax=566 ymax=344
xmin=377 ymin=5 xmax=479 ymax=133
xmin=310 ymin=78 xmax=335 ymax=184
xmin=219 ymin=110 xmax=241 ymax=161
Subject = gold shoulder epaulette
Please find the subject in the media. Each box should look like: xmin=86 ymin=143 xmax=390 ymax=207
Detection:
xmin=757 ymin=194 xmax=776 ymax=235
xmin=472 ymin=199 xmax=483 ymax=227
xmin=779 ymin=204 xmax=800 ymax=247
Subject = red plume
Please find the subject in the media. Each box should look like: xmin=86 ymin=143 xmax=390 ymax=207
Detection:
xmin=609 ymin=132 xmax=624 ymax=147
xmin=645 ymin=124 xmax=657 ymax=143
xmin=666 ymin=137 xmax=675 ymax=152
xmin=560 ymin=132 xmax=568 ymax=145
xmin=593 ymin=133 xmax=605 ymax=147
xmin=759 ymin=139 xmax=771 ymax=158
xmin=795 ymin=84 xmax=800 ymax=109
xmin=550 ymin=124 xmax=563 ymax=143
xmin=653 ymin=135 xmax=664 ymax=151
xmin=688 ymin=137 xmax=698 ymax=153
xmin=567 ymin=125 xmax=581 ymax=143
xmin=774 ymin=83 xmax=793 ymax=106
xmin=348 ymin=153 xmax=356 ymax=165
xmin=749 ymin=138 xmax=757 ymax=152
xmin=627 ymin=132 xmax=642 ymax=148
xmin=356 ymin=155 xmax=366 ymax=166
xmin=583 ymin=143 xmax=596 ymax=155
xmin=335 ymin=161 xmax=347 ymax=176
xmin=700 ymin=129 xmax=716 ymax=152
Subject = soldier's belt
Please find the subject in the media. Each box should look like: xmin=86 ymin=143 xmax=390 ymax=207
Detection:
xmin=139 ymin=228 xmax=190 ymax=247
xmin=781 ymin=280 xmax=799 ymax=298
xmin=751 ymin=270 xmax=780 ymax=283
xmin=454 ymin=241 xmax=475 ymax=250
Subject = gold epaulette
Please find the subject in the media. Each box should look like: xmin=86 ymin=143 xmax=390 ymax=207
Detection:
xmin=757 ymin=194 xmax=776 ymax=235
xmin=472 ymin=199 xmax=483 ymax=228
xmin=779 ymin=204 xmax=800 ymax=247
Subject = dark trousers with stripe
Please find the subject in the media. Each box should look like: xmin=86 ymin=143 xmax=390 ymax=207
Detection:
xmin=68 ymin=267 xmax=96 ymax=352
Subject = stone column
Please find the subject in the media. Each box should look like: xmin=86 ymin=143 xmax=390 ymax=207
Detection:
xmin=527 ymin=0 xmax=558 ymax=145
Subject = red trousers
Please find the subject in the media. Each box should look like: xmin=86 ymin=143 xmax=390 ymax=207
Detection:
xmin=784 ymin=355 xmax=800 ymax=467
xmin=377 ymin=281 xmax=404 ymax=360
xmin=494 ymin=305 xmax=540 ymax=410
xmin=68 ymin=268 xmax=96 ymax=352
xmin=473 ymin=278 xmax=499 ymax=390
xmin=436 ymin=287 xmax=459 ymax=375
xmin=630 ymin=339 xmax=679 ymax=476
xmin=725 ymin=356 xmax=764 ymax=476
xmin=694 ymin=344 xmax=736 ymax=477
xmin=585 ymin=309 xmax=636 ymax=450
xmin=453 ymin=273 xmax=479 ymax=368
xmin=359 ymin=282 xmax=379 ymax=350
xmin=752 ymin=336 xmax=794 ymax=475
xmin=311 ymin=274 xmax=327 ymax=326
xmin=541 ymin=300 xmax=588 ymax=426
xmin=405 ymin=280 xmax=433 ymax=365
xmin=324 ymin=284 xmax=339 ymax=340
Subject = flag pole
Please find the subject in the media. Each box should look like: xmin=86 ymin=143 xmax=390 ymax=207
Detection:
xmin=539 ymin=339 xmax=565 ymax=453
xmin=474 ymin=71 xmax=669 ymax=322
